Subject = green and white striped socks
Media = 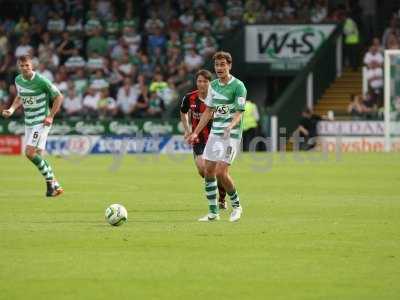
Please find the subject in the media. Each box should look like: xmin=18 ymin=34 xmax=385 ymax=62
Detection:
xmin=228 ymin=189 xmax=240 ymax=208
xmin=30 ymin=155 xmax=55 ymax=181
xmin=205 ymin=177 xmax=218 ymax=214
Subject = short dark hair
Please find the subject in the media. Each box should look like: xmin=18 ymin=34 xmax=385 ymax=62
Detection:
xmin=213 ymin=51 xmax=232 ymax=64
xmin=195 ymin=69 xmax=212 ymax=81
xmin=17 ymin=55 xmax=32 ymax=63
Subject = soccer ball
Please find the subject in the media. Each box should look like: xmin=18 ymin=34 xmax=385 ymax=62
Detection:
xmin=105 ymin=204 xmax=128 ymax=226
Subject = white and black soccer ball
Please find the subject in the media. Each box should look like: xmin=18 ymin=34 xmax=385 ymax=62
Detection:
xmin=105 ymin=204 xmax=128 ymax=226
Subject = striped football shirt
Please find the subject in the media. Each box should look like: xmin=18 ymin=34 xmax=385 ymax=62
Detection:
xmin=205 ymin=75 xmax=247 ymax=139
xmin=15 ymin=72 xmax=61 ymax=127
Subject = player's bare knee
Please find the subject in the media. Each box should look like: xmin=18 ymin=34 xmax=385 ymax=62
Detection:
xmin=25 ymin=147 xmax=36 ymax=159
xmin=204 ymin=160 xmax=217 ymax=178
xmin=215 ymin=167 xmax=227 ymax=179
xmin=204 ymin=167 xmax=214 ymax=178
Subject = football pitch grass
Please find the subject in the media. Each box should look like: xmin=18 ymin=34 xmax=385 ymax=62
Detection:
xmin=0 ymin=152 xmax=399 ymax=300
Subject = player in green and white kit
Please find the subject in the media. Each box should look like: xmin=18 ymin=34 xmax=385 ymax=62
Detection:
xmin=187 ymin=51 xmax=247 ymax=222
xmin=1 ymin=55 xmax=64 ymax=197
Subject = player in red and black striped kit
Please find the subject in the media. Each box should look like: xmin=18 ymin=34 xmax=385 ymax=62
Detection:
xmin=180 ymin=69 xmax=227 ymax=209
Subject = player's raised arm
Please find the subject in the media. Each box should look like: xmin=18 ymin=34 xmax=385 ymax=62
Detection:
xmin=1 ymin=96 xmax=22 ymax=118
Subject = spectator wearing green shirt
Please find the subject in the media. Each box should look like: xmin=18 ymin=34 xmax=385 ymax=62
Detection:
xmin=86 ymin=29 xmax=108 ymax=57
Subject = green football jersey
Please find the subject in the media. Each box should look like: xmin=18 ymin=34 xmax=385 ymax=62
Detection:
xmin=15 ymin=72 xmax=61 ymax=127
xmin=205 ymin=75 xmax=247 ymax=139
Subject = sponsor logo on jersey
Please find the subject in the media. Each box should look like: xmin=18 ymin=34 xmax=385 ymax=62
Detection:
xmin=20 ymin=93 xmax=46 ymax=105
xmin=191 ymin=111 xmax=201 ymax=119
xmin=216 ymin=105 xmax=229 ymax=115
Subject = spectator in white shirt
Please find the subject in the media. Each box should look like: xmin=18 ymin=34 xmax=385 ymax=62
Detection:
xmin=54 ymin=72 xmax=68 ymax=95
xmin=365 ymin=61 xmax=383 ymax=106
xmin=37 ymin=63 xmax=54 ymax=82
xmin=63 ymin=87 xmax=83 ymax=116
xmin=364 ymin=39 xmax=384 ymax=68
xmin=179 ymin=9 xmax=195 ymax=27
xmin=90 ymin=70 xmax=109 ymax=91
xmin=184 ymin=48 xmax=204 ymax=72
xmin=118 ymin=53 xmax=135 ymax=77
xmin=116 ymin=77 xmax=140 ymax=116
xmin=83 ymin=87 xmax=100 ymax=115
xmin=15 ymin=35 xmax=33 ymax=58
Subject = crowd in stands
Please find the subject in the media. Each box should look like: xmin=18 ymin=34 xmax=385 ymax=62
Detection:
xmin=350 ymin=14 xmax=400 ymax=120
xmin=0 ymin=0 xmax=336 ymax=120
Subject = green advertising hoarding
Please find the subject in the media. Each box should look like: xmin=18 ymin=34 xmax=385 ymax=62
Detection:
xmin=0 ymin=119 xmax=185 ymax=135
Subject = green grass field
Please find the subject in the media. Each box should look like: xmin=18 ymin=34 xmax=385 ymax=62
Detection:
xmin=0 ymin=152 xmax=399 ymax=300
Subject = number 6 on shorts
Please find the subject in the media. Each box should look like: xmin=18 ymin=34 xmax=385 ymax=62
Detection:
xmin=25 ymin=125 xmax=51 ymax=150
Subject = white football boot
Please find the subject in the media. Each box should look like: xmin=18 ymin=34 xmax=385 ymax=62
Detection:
xmin=198 ymin=212 xmax=220 ymax=222
xmin=229 ymin=206 xmax=243 ymax=222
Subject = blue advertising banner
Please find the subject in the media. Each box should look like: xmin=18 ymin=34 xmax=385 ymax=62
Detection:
xmin=43 ymin=135 xmax=192 ymax=155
